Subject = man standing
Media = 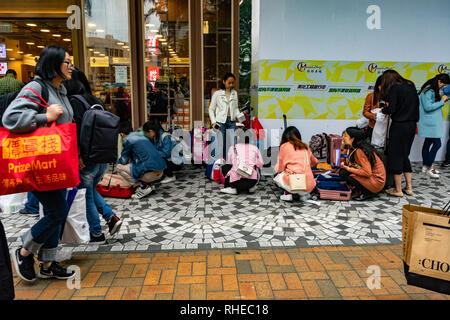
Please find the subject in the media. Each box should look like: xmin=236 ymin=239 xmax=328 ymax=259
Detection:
xmin=0 ymin=69 xmax=24 ymax=95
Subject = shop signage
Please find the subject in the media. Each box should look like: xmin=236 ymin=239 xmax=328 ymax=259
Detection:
xmin=115 ymin=66 xmax=127 ymax=84
xmin=148 ymin=67 xmax=159 ymax=87
xmin=112 ymin=57 xmax=130 ymax=65
xmin=0 ymin=62 xmax=8 ymax=75
xmin=90 ymin=56 xmax=109 ymax=67
xmin=0 ymin=44 xmax=6 ymax=59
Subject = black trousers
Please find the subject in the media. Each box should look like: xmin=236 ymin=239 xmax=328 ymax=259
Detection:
xmin=339 ymin=168 xmax=373 ymax=196
xmin=222 ymin=164 xmax=257 ymax=193
xmin=164 ymin=158 xmax=183 ymax=177
xmin=0 ymin=220 xmax=14 ymax=300
xmin=386 ymin=121 xmax=415 ymax=174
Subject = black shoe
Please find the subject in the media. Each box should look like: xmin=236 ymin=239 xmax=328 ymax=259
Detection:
xmin=38 ymin=262 xmax=75 ymax=280
xmin=442 ymin=161 xmax=450 ymax=167
xmin=107 ymin=215 xmax=123 ymax=236
xmin=11 ymin=248 xmax=36 ymax=282
xmin=19 ymin=208 xmax=39 ymax=216
xmin=353 ymin=193 xmax=376 ymax=201
xmin=89 ymin=233 xmax=106 ymax=245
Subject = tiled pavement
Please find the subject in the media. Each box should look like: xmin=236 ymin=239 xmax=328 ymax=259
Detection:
xmin=2 ymin=163 xmax=450 ymax=254
xmin=11 ymin=245 xmax=450 ymax=300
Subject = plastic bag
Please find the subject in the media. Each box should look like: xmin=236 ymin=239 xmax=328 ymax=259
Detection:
xmin=371 ymin=111 xmax=389 ymax=148
xmin=0 ymin=193 xmax=27 ymax=214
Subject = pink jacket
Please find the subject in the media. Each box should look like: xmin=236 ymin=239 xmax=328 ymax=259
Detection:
xmin=226 ymin=143 xmax=264 ymax=183
xmin=274 ymin=142 xmax=319 ymax=193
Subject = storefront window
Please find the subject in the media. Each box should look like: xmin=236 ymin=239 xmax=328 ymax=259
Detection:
xmin=0 ymin=18 xmax=75 ymax=85
xmin=84 ymin=0 xmax=132 ymax=123
xmin=144 ymin=0 xmax=191 ymax=130
xmin=203 ymin=0 xmax=232 ymax=127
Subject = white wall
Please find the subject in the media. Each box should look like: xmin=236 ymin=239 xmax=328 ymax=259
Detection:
xmin=252 ymin=0 xmax=450 ymax=161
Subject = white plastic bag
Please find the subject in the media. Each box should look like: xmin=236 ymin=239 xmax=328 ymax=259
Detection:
xmin=39 ymin=188 xmax=90 ymax=245
xmin=0 ymin=193 xmax=27 ymax=214
xmin=371 ymin=111 xmax=389 ymax=148
xmin=356 ymin=117 xmax=369 ymax=129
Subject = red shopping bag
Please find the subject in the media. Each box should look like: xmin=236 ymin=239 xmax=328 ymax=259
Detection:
xmin=0 ymin=122 xmax=80 ymax=196
xmin=252 ymin=117 xmax=266 ymax=140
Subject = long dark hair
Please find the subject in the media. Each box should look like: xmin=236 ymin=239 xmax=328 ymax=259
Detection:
xmin=143 ymin=118 xmax=164 ymax=141
xmin=64 ymin=66 xmax=92 ymax=96
xmin=418 ymin=73 xmax=450 ymax=102
xmin=373 ymin=75 xmax=382 ymax=105
xmin=379 ymin=70 xmax=415 ymax=101
xmin=345 ymin=127 xmax=377 ymax=166
xmin=219 ymin=72 xmax=236 ymax=90
xmin=280 ymin=126 xmax=308 ymax=151
xmin=35 ymin=46 xmax=67 ymax=81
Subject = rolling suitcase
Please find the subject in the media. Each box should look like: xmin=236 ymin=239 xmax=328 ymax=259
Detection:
xmin=327 ymin=134 xmax=342 ymax=167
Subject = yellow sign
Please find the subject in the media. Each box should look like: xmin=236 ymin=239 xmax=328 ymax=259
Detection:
xmin=112 ymin=57 xmax=130 ymax=65
xmin=90 ymin=56 xmax=109 ymax=67
xmin=2 ymin=135 xmax=61 ymax=160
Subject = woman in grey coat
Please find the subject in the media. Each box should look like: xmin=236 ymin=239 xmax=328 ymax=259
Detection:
xmin=2 ymin=46 xmax=76 ymax=283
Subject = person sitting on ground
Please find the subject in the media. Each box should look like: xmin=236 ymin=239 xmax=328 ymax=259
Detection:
xmin=274 ymin=126 xmax=319 ymax=202
xmin=65 ymin=67 xmax=123 ymax=244
xmin=117 ymin=121 xmax=167 ymax=199
xmin=220 ymin=126 xmax=264 ymax=195
xmin=142 ymin=119 xmax=182 ymax=184
xmin=339 ymin=127 xmax=386 ymax=201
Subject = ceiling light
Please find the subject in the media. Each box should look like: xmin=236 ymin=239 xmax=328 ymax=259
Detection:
xmin=94 ymin=51 xmax=100 ymax=54
xmin=40 ymin=29 xmax=50 ymax=33
xmin=150 ymin=29 xmax=159 ymax=33
xmin=88 ymin=23 xmax=96 ymax=28
xmin=37 ymin=46 xmax=45 ymax=48
xmin=122 ymin=46 xmax=129 ymax=49
xmin=63 ymin=38 xmax=71 ymax=42
xmin=26 ymin=42 xmax=35 ymax=45
xmin=6 ymin=48 xmax=12 ymax=51
xmin=9 ymin=58 xmax=15 ymax=60
xmin=100 ymin=54 xmax=105 ymax=56
xmin=18 ymin=51 xmax=23 ymax=54
xmin=96 ymin=29 xmax=105 ymax=33
xmin=25 ymin=53 xmax=32 ymax=56
xmin=26 ymin=23 xmax=37 ymax=27
xmin=88 ymin=48 xmax=94 ymax=51
xmin=117 ymin=42 xmax=124 ymax=45
xmin=146 ymin=23 xmax=155 ymax=27
xmin=53 ymin=34 xmax=61 ymax=37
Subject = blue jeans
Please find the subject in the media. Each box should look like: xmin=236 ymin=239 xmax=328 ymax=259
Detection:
xmin=24 ymin=192 xmax=39 ymax=213
xmin=422 ymin=138 xmax=441 ymax=168
xmin=79 ymin=163 xmax=115 ymax=236
xmin=446 ymin=126 xmax=450 ymax=163
xmin=217 ymin=117 xmax=236 ymax=160
xmin=21 ymin=189 xmax=68 ymax=262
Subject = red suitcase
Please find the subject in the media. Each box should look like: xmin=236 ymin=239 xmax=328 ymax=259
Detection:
xmin=96 ymin=173 xmax=136 ymax=198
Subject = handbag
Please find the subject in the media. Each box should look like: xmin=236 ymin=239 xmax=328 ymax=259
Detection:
xmin=234 ymin=146 xmax=254 ymax=178
xmin=96 ymin=173 xmax=135 ymax=198
xmin=0 ymin=88 xmax=80 ymax=195
xmin=288 ymin=150 xmax=309 ymax=191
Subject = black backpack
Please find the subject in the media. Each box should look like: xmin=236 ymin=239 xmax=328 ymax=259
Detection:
xmin=71 ymin=95 xmax=120 ymax=164
xmin=0 ymin=78 xmax=49 ymax=127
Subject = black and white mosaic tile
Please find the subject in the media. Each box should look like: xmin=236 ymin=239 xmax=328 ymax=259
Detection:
xmin=2 ymin=163 xmax=449 ymax=253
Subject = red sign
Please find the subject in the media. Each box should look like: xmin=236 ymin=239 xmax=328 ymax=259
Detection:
xmin=146 ymin=36 xmax=158 ymax=48
xmin=0 ymin=62 xmax=7 ymax=75
xmin=147 ymin=67 xmax=159 ymax=88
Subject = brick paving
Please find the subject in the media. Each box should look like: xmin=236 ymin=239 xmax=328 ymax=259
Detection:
xmin=11 ymin=244 xmax=450 ymax=300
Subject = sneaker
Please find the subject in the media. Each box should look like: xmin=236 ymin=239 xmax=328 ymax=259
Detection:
xmin=220 ymin=187 xmax=237 ymax=195
xmin=89 ymin=233 xmax=106 ymax=245
xmin=19 ymin=208 xmax=39 ymax=216
xmin=441 ymin=161 xmax=450 ymax=167
xmin=421 ymin=166 xmax=428 ymax=173
xmin=426 ymin=169 xmax=439 ymax=178
xmin=248 ymin=185 xmax=258 ymax=193
xmin=107 ymin=215 xmax=123 ymax=236
xmin=38 ymin=262 xmax=76 ymax=280
xmin=11 ymin=248 xmax=36 ymax=282
xmin=280 ymin=194 xmax=293 ymax=201
xmin=131 ymin=185 xmax=155 ymax=199
xmin=160 ymin=176 xmax=176 ymax=184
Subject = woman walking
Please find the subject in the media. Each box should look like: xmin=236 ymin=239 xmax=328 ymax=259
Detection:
xmin=417 ymin=74 xmax=450 ymax=178
xmin=3 ymin=46 xmax=76 ymax=282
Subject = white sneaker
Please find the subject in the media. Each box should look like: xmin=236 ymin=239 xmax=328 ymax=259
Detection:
xmin=131 ymin=185 xmax=155 ymax=199
xmin=160 ymin=176 xmax=176 ymax=184
xmin=248 ymin=185 xmax=258 ymax=193
xmin=220 ymin=187 xmax=237 ymax=195
xmin=280 ymin=194 xmax=293 ymax=201
xmin=426 ymin=169 xmax=439 ymax=178
xmin=422 ymin=166 xmax=428 ymax=173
